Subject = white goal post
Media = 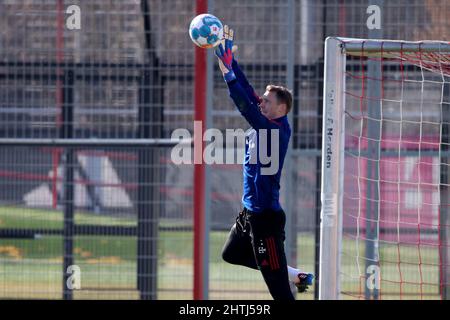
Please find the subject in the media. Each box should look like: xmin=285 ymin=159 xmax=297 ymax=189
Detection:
xmin=320 ymin=37 xmax=450 ymax=300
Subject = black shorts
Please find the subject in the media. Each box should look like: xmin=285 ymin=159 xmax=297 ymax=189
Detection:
xmin=221 ymin=207 xmax=295 ymax=301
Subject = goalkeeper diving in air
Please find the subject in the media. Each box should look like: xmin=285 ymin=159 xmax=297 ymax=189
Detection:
xmin=215 ymin=25 xmax=314 ymax=300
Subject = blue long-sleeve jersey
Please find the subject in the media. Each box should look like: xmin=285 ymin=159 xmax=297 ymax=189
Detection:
xmin=227 ymin=60 xmax=291 ymax=213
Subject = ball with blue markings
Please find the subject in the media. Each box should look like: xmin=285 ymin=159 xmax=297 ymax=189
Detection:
xmin=189 ymin=14 xmax=223 ymax=49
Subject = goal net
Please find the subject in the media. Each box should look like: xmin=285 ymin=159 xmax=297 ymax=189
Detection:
xmin=320 ymin=37 xmax=450 ymax=300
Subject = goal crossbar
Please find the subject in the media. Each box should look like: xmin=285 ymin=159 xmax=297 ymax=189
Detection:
xmin=340 ymin=37 xmax=450 ymax=54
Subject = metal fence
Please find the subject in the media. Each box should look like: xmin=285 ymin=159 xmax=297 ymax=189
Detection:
xmin=0 ymin=0 xmax=449 ymax=300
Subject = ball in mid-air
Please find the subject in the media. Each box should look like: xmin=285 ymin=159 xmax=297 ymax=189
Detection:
xmin=189 ymin=14 xmax=223 ymax=49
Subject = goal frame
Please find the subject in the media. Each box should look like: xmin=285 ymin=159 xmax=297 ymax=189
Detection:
xmin=319 ymin=37 xmax=450 ymax=300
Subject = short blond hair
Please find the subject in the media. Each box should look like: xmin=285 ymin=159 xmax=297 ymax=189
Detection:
xmin=266 ymin=85 xmax=293 ymax=114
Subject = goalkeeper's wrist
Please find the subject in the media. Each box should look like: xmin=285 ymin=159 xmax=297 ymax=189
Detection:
xmin=223 ymin=70 xmax=236 ymax=82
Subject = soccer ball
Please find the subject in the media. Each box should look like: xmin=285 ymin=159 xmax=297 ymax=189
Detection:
xmin=189 ymin=14 xmax=223 ymax=49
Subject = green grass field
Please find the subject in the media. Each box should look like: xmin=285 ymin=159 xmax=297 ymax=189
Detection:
xmin=0 ymin=206 xmax=315 ymax=300
xmin=0 ymin=206 xmax=442 ymax=299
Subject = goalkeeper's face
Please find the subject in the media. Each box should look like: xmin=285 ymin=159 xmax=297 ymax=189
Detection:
xmin=259 ymin=90 xmax=286 ymax=120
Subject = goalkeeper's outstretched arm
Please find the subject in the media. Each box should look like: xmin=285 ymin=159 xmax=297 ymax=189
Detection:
xmin=232 ymin=59 xmax=262 ymax=106
xmin=225 ymin=79 xmax=275 ymax=130
xmin=214 ymin=30 xmax=277 ymax=130
xmin=216 ymin=25 xmax=261 ymax=106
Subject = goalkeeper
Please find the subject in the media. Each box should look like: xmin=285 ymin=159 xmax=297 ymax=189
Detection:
xmin=215 ymin=25 xmax=313 ymax=300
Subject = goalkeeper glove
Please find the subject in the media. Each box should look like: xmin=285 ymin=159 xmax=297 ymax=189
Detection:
xmin=215 ymin=25 xmax=236 ymax=82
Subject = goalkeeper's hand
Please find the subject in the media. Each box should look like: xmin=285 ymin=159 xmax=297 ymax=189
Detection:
xmin=215 ymin=25 xmax=238 ymax=82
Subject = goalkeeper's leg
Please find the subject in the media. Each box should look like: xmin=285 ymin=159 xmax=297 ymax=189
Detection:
xmin=221 ymin=210 xmax=259 ymax=269
xmin=288 ymin=266 xmax=314 ymax=293
xmin=222 ymin=209 xmax=312 ymax=298
xmin=247 ymin=209 xmax=295 ymax=301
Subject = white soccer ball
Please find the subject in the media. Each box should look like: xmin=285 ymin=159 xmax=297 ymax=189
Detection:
xmin=189 ymin=14 xmax=224 ymax=49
